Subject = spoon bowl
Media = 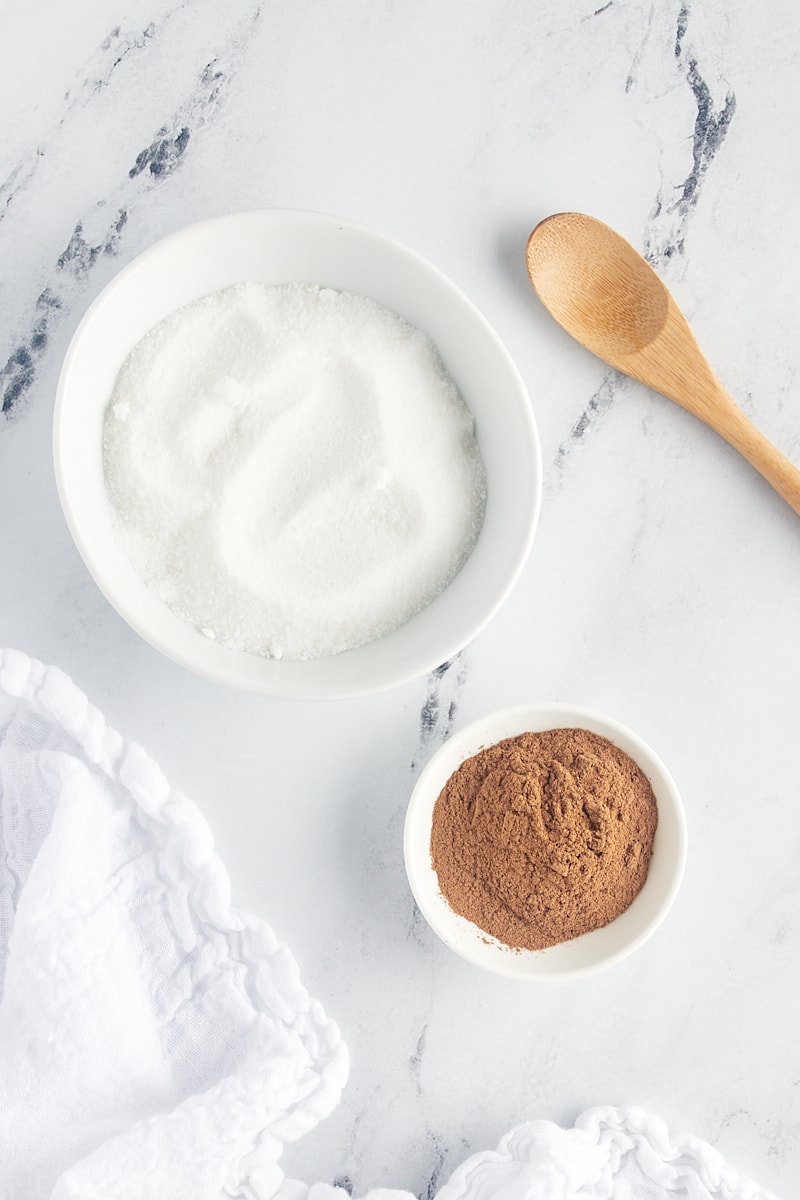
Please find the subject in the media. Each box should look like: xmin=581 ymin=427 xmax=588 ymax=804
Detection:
xmin=527 ymin=212 xmax=800 ymax=516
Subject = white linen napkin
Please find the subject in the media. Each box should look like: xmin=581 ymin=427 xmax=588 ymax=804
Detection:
xmin=0 ymin=649 xmax=779 ymax=1200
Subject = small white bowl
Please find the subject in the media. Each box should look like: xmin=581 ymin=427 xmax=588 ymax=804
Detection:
xmin=53 ymin=210 xmax=541 ymax=700
xmin=404 ymin=703 xmax=687 ymax=980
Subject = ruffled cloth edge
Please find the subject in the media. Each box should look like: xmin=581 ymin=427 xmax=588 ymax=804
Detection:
xmin=0 ymin=647 xmax=350 ymax=1192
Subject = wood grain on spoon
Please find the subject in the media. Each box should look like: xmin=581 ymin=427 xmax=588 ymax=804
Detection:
xmin=526 ymin=211 xmax=800 ymax=517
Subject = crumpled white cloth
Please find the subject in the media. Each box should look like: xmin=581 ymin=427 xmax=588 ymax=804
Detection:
xmin=0 ymin=650 xmax=780 ymax=1200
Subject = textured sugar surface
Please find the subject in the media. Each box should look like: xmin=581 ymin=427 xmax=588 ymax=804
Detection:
xmin=103 ymin=282 xmax=487 ymax=660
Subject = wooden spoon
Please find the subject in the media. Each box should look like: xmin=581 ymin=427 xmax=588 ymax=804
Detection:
xmin=526 ymin=211 xmax=800 ymax=516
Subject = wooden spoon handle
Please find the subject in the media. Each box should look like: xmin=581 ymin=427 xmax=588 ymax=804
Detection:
xmin=700 ymin=386 xmax=800 ymax=517
xmin=621 ymin=300 xmax=800 ymax=516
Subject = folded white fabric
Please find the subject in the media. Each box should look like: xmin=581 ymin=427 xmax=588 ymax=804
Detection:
xmin=0 ymin=650 xmax=780 ymax=1200
xmin=0 ymin=649 xmax=348 ymax=1199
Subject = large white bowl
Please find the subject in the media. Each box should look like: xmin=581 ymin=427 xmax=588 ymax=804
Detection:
xmin=404 ymin=703 xmax=687 ymax=980
xmin=53 ymin=210 xmax=541 ymax=699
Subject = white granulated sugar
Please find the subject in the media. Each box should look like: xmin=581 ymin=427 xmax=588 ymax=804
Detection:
xmin=103 ymin=282 xmax=487 ymax=660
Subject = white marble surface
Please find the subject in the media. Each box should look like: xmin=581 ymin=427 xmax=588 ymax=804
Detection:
xmin=2 ymin=1 xmax=799 ymax=1195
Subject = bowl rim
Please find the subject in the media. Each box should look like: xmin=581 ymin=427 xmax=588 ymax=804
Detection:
xmin=403 ymin=701 xmax=688 ymax=981
xmin=52 ymin=208 xmax=543 ymax=700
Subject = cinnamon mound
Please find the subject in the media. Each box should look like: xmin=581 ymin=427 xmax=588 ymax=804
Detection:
xmin=430 ymin=728 xmax=658 ymax=951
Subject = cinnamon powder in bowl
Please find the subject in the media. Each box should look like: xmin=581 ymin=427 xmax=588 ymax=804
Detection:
xmin=403 ymin=703 xmax=686 ymax=981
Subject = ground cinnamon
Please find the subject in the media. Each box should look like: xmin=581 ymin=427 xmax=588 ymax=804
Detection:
xmin=429 ymin=728 xmax=658 ymax=951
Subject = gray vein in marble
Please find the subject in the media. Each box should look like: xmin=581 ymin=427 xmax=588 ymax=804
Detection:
xmin=555 ymin=0 xmax=736 ymax=466
xmin=423 ymin=1133 xmax=447 ymax=1200
xmin=57 ymin=209 xmax=130 ymax=279
xmin=405 ymin=894 xmax=432 ymax=955
xmin=409 ymin=1023 xmax=427 ymax=1096
xmin=1 ymin=7 xmax=262 ymax=423
xmin=408 ymin=1024 xmax=472 ymax=1200
xmin=681 ymin=60 xmax=736 ymax=207
xmin=0 ymin=162 xmax=33 ymax=225
xmin=413 ymin=654 xmax=469 ymax=761
xmin=129 ymin=126 xmax=192 ymax=180
xmin=624 ymin=1 xmax=656 ymax=94
xmin=674 ymin=3 xmax=689 ymax=58
xmin=0 ymin=290 xmax=63 ymax=417
xmin=0 ymin=20 xmax=160 ymax=225
xmin=645 ymin=2 xmax=736 ymax=267
xmin=551 ymin=373 xmax=620 ymax=483
xmin=406 ymin=656 xmax=469 ymax=947
xmin=581 ymin=1 xmax=614 ymax=19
